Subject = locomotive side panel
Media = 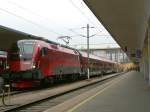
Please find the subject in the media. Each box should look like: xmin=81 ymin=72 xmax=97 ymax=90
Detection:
xmin=39 ymin=48 xmax=81 ymax=77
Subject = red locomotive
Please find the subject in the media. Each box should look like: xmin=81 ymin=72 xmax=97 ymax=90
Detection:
xmin=3 ymin=39 xmax=116 ymax=88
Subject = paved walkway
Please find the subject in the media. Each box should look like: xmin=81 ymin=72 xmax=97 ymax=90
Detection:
xmin=69 ymin=71 xmax=150 ymax=112
xmin=45 ymin=71 xmax=150 ymax=112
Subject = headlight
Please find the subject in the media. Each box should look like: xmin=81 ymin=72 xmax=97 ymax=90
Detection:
xmin=6 ymin=65 xmax=9 ymax=69
xmin=32 ymin=62 xmax=36 ymax=69
xmin=19 ymin=54 xmax=23 ymax=57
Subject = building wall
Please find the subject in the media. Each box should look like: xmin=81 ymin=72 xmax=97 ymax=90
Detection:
xmin=91 ymin=50 xmax=106 ymax=57
xmin=140 ymin=18 xmax=150 ymax=85
xmin=81 ymin=48 xmax=129 ymax=63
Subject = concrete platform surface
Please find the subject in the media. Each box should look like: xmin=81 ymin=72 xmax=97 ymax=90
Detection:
xmin=45 ymin=71 xmax=150 ymax=112
xmin=0 ymin=73 xmax=120 ymax=111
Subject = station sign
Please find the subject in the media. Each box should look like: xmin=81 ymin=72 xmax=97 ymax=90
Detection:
xmin=130 ymin=49 xmax=141 ymax=59
xmin=135 ymin=49 xmax=141 ymax=58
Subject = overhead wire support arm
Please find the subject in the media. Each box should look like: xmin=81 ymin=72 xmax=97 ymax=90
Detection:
xmin=89 ymin=33 xmax=97 ymax=38
xmin=69 ymin=29 xmax=87 ymax=38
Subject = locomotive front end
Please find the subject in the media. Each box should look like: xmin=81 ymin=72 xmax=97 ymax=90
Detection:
xmin=8 ymin=41 xmax=35 ymax=72
xmin=3 ymin=40 xmax=43 ymax=88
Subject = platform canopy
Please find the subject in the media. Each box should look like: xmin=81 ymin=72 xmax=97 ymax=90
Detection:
xmin=0 ymin=25 xmax=37 ymax=50
xmin=84 ymin=0 xmax=150 ymax=62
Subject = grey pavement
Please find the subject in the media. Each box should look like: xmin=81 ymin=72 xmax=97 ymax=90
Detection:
xmin=71 ymin=71 xmax=150 ymax=112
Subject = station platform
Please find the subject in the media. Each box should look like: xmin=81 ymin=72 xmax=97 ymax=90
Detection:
xmin=45 ymin=71 xmax=150 ymax=112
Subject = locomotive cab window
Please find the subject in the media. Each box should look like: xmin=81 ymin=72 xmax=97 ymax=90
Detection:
xmin=40 ymin=47 xmax=48 ymax=57
xmin=9 ymin=41 xmax=35 ymax=61
xmin=22 ymin=42 xmax=34 ymax=60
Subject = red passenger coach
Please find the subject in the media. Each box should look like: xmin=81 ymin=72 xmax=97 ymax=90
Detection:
xmin=79 ymin=51 xmax=116 ymax=76
xmin=4 ymin=39 xmax=81 ymax=88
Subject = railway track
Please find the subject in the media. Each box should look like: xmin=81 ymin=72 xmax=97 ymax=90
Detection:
xmin=3 ymin=73 xmax=123 ymax=112
xmin=0 ymin=77 xmax=85 ymax=99
xmin=0 ymin=86 xmax=51 ymax=99
xmin=0 ymin=90 xmax=33 ymax=98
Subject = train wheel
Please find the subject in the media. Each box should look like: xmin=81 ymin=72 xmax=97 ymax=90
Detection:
xmin=40 ymin=77 xmax=54 ymax=87
xmin=49 ymin=77 xmax=54 ymax=84
xmin=40 ymin=79 xmax=46 ymax=87
xmin=71 ymin=74 xmax=78 ymax=81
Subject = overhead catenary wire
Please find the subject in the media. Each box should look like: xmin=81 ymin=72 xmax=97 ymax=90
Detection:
xmin=70 ymin=43 xmax=118 ymax=45
xmin=79 ymin=0 xmax=108 ymax=35
xmin=9 ymin=0 xmax=104 ymax=37
xmin=69 ymin=27 xmax=111 ymax=38
xmin=1 ymin=0 xmax=116 ymax=48
xmin=69 ymin=0 xmax=103 ymax=34
xmin=0 ymin=8 xmax=62 ymax=36
xmin=69 ymin=28 xmax=86 ymax=37
xmin=4 ymin=0 xmax=107 ymax=39
xmin=69 ymin=0 xmax=93 ymax=24
xmin=68 ymin=0 xmax=112 ymax=42
xmin=70 ymin=43 xmax=119 ymax=49
xmin=3 ymin=0 xmax=75 ymax=37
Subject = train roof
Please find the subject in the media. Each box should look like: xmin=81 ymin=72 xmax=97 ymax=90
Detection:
xmin=0 ymin=51 xmax=7 ymax=58
xmin=17 ymin=39 xmax=117 ymax=64
xmin=18 ymin=39 xmax=79 ymax=55
xmin=79 ymin=50 xmax=117 ymax=64
xmin=17 ymin=37 xmax=77 ymax=51
xmin=35 ymin=37 xmax=77 ymax=51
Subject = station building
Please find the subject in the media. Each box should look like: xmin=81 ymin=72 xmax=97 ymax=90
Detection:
xmin=71 ymin=44 xmax=130 ymax=63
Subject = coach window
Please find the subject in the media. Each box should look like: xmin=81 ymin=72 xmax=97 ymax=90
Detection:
xmin=40 ymin=47 xmax=48 ymax=57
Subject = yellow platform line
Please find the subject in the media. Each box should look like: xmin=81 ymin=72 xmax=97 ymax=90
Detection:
xmin=67 ymin=75 xmax=125 ymax=112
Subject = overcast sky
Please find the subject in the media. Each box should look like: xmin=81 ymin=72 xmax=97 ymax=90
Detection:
xmin=0 ymin=0 xmax=119 ymax=49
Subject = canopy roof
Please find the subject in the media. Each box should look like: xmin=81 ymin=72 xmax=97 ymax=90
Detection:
xmin=84 ymin=0 xmax=150 ymax=62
